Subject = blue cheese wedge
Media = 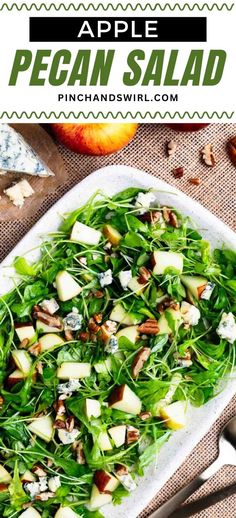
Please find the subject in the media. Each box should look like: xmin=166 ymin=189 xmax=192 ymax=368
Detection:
xmin=0 ymin=124 xmax=54 ymax=177
xmin=4 ymin=179 xmax=34 ymax=208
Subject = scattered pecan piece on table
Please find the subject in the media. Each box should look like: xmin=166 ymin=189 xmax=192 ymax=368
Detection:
xmin=173 ymin=167 xmax=184 ymax=178
xmin=131 ymin=347 xmax=151 ymax=378
xmin=188 ymin=177 xmax=201 ymax=186
xmin=201 ymin=144 xmax=216 ymax=166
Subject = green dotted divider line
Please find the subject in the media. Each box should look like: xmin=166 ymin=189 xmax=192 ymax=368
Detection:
xmin=0 ymin=2 xmax=234 ymax=11
xmin=0 ymin=111 xmax=234 ymax=120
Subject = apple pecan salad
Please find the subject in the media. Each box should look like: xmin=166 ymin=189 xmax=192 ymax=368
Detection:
xmin=0 ymin=187 xmax=236 ymax=518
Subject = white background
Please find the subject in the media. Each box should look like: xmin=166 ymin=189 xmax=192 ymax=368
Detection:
xmin=0 ymin=2 xmax=235 ymax=122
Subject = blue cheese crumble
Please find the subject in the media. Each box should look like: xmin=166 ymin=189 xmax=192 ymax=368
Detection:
xmin=200 ymin=282 xmax=215 ymax=300
xmin=119 ymin=270 xmax=132 ymax=290
xmin=57 ymin=379 xmax=81 ymax=396
xmin=98 ymin=269 xmax=113 ymax=287
xmin=216 ymin=312 xmax=236 ymax=344
xmin=63 ymin=311 xmax=83 ymax=331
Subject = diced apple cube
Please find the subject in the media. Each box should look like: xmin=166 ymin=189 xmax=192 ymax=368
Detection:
xmin=85 ymin=399 xmax=101 ymax=419
xmin=128 ymin=276 xmax=146 ymax=295
xmin=94 ymin=470 xmax=119 ymax=492
xmin=12 ymin=350 xmax=32 ymax=375
xmin=39 ymin=333 xmax=64 ymax=352
xmin=0 ymin=465 xmax=12 ymax=484
xmin=157 ymin=308 xmax=182 ymax=336
xmin=103 ymin=224 xmax=122 ymax=245
xmin=152 ymin=251 xmax=183 ymax=275
xmin=108 ymin=425 xmax=126 ymax=447
xmin=159 ymin=400 xmax=187 ymax=430
xmin=89 ymin=484 xmax=112 ymax=510
xmin=70 ymin=221 xmax=102 ymax=246
xmin=6 ymin=369 xmax=26 ymax=388
xmin=108 ymin=384 xmax=141 ymax=415
xmin=56 ymin=270 xmax=82 ymax=302
xmin=110 ymin=303 xmax=141 ymax=325
xmin=180 ymin=275 xmax=208 ymax=299
xmin=36 ymin=320 xmax=62 ymax=334
xmin=94 ymin=357 xmax=112 ymax=375
xmin=97 ymin=432 xmax=113 ymax=451
xmin=28 ymin=415 xmax=54 ymax=443
xmin=54 ymin=508 xmax=80 ymax=518
xmin=19 ymin=509 xmax=42 ymax=518
xmin=57 ymin=362 xmax=91 ymax=379
xmin=21 ymin=470 xmax=36 ymax=483
xmin=15 ymin=322 xmax=35 ymax=342
xmin=116 ymin=325 xmax=139 ymax=344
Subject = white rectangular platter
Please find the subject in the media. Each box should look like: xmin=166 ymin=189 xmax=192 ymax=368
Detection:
xmin=0 ymin=165 xmax=236 ymax=518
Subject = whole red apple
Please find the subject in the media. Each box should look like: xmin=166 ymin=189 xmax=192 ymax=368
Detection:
xmin=51 ymin=123 xmax=138 ymax=155
xmin=166 ymin=123 xmax=209 ymax=132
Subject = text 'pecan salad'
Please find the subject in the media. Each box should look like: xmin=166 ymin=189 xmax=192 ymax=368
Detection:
xmin=0 ymin=187 xmax=236 ymax=518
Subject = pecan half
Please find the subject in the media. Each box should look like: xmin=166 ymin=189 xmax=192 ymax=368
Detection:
xmin=138 ymin=266 xmax=151 ymax=284
xmin=33 ymin=305 xmax=63 ymax=330
xmin=93 ymin=290 xmax=104 ymax=299
xmin=126 ymin=425 xmax=140 ymax=444
xmin=88 ymin=318 xmax=100 ymax=334
xmin=19 ymin=338 xmax=29 ymax=349
xmin=72 ymin=440 xmax=86 ymax=465
xmin=93 ymin=313 xmax=103 ymax=324
xmin=139 ymin=411 xmax=152 ymax=421
xmin=167 ymin=140 xmax=178 ymax=157
xmin=64 ymin=329 xmax=74 ymax=341
xmin=139 ymin=211 xmax=161 ymax=224
xmin=28 ymin=342 xmax=41 ymax=357
xmin=162 ymin=207 xmax=178 ymax=228
xmin=201 ymin=144 xmax=216 ymax=167
xmin=54 ymin=419 xmax=66 ymax=429
xmin=169 ymin=212 xmax=178 ymax=228
xmin=100 ymin=320 xmax=117 ymax=342
xmin=79 ymin=331 xmax=90 ymax=342
xmin=157 ymin=298 xmax=179 ymax=313
xmin=138 ymin=319 xmax=159 ymax=335
xmin=54 ymin=399 xmax=66 ymax=416
xmin=131 ymin=347 xmax=151 ymax=378
xmin=66 ymin=416 xmax=75 ymax=432
xmin=115 ymin=464 xmax=129 ymax=476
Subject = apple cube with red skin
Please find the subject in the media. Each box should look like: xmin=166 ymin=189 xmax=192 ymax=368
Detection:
xmin=15 ymin=322 xmax=35 ymax=342
xmin=54 ymin=507 xmax=80 ymax=518
xmin=108 ymin=384 xmax=141 ymax=415
xmin=94 ymin=470 xmax=119 ymax=492
xmin=88 ymin=484 xmax=112 ymax=510
xmin=6 ymin=369 xmax=26 ymax=388
xmin=180 ymin=275 xmax=208 ymax=300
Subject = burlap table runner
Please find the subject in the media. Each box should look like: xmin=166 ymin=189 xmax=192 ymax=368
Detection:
xmin=0 ymin=123 xmax=236 ymax=517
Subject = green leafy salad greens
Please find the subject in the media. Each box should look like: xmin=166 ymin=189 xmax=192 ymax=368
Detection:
xmin=0 ymin=187 xmax=236 ymax=518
